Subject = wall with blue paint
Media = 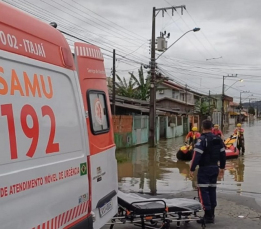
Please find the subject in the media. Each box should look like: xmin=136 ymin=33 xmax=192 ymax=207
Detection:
xmin=132 ymin=116 xmax=149 ymax=145
xmin=175 ymin=117 xmax=184 ymax=137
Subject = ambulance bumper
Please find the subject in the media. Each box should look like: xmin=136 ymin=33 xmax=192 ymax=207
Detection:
xmin=70 ymin=214 xmax=93 ymax=229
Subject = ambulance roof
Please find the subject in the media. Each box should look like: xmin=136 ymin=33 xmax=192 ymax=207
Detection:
xmin=0 ymin=2 xmax=74 ymax=69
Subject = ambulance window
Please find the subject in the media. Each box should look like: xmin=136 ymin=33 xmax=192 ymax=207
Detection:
xmin=87 ymin=90 xmax=110 ymax=135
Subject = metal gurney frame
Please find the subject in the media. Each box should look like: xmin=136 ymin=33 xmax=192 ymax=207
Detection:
xmin=106 ymin=192 xmax=206 ymax=229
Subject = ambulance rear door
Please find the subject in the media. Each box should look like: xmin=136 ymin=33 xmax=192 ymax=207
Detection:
xmin=74 ymin=42 xmax=118 ymax=229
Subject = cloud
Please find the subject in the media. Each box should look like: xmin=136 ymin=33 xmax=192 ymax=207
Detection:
xmin=4 ymin=0 xmax=261 ymax=101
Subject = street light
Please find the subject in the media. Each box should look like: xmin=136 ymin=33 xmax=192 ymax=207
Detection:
xmin=156 ymin=28 xmax=200 ymax=60
xmin=240 ymin=91 xmax=250 ymax=107
xmin=225 ymin=79 xmax=243 ymax=92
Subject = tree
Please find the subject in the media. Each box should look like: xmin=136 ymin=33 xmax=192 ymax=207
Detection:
xmin=130 ymin=65 xmax=150 ymax=100
xmin=114 ymin=74 xmax=137 ymax=98
xmin=194 ymin=99 xmax=215 ymax=115
xmin=112 ymin=65 xmax=166 ymax=100
xmin=248 ymin=106 xmax=255 ymax=115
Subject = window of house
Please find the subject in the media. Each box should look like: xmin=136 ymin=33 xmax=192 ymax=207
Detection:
xmin=87 ymin=90 xmax=110 ymax=135
xmin=172 ymin=89 xmax=175 ymax=98
xmin=159 ymin=89 xmax=164 ymax=94
xmin=177 ymin=116 xmax=182 ymax=126
xmin=172 ymin=90 xmax=180 ymax=100
xmin=168 ymin=116 xmax=176 ymax=126
xmin=180 ymin=93 xmax=184 ymax=101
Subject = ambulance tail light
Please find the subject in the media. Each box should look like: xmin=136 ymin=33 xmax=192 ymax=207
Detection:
xmin=60 ymin=47 xmax=74 ymax=68
xmin=87 ymin=155 xmax=92 ymax=215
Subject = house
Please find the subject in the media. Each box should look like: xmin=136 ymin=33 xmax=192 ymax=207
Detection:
xmin=156 ymin=81 xmax=195 ymax=114
xmin=156 ymin=80 xmax=210 ymax=133
xmin=229 ymin=102 xmax=240 ymax=116
xmin=212 ymin=94 xmax=233 ymax=127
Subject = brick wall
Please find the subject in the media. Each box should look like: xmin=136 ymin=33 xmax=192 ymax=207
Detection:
xmin=113 ymin=115 xmax=133 ymax=133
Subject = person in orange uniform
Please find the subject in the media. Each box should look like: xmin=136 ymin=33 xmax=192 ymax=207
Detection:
xmin=212 ymin=124 xmax=224 ymax=140
xmin=233 ymin=123 xmax=245 ymax=155
xmin=185 ymin=127 xmax=201 ymax=147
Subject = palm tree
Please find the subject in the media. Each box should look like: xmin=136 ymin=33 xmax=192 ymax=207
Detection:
xmin=112 ymin=65 xmax=165 ymax=100
xmin=114 ymin=74 xmax=137 ymax=98
xmin=130 ymin=65 xmax=150 ymax=100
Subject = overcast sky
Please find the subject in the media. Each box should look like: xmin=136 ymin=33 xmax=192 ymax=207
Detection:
xmin=5 ymin=0 xmax=261 ymax=103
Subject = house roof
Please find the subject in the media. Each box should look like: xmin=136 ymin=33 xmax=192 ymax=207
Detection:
xmin=109 ymin=94 xmax=149 ymax=105
xmin=160 ymin=80 xmax=211 ymax=97
xmin=212 ymin=94 xmax=233 ymax=102
xmin=155 ymin=107 xmax=183 ymax=114
xmin=110 ymin=102 xmax=165 ymax=115
xmin=156 ymin=97 xmax=194 ymax=106
xmin=229 ymin=101 xmax=239 ymax=106
xmin=161 ymin=81 xmax=183 ymax=91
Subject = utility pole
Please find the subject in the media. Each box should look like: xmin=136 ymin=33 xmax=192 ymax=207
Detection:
xmin=221 ymin=76 xmax=225 ymax=131
xmin=208 ymin=90 xmax=211 ymax=115
xmin=185 ymin=84 xmax=188 ymax=116
xmin=149 ymin=7 xmax=156 ymax=147
xmin=148 ymin=5 xmax=186 ymax=147
xmin=221 ymin=74 xmax=237 ymax=131
xmin=112 ymin=49 xmax=116 ymax=115
xmin=257 ymin=101 xmax=259 ymax=118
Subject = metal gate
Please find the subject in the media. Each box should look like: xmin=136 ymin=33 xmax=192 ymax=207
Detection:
xmin=212 ymin=111 xmax=221 ymax=126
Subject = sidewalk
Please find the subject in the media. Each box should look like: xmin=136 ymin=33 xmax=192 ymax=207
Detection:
xmin=102 ymin=191 xmax=261 ymax=229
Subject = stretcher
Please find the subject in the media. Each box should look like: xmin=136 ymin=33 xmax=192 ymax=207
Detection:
xmin=106 ymin=191 xmax=205 ymax=229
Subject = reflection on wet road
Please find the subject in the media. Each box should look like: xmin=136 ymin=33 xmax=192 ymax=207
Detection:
xmin=117 ymin=120 xmax=261 ymax=198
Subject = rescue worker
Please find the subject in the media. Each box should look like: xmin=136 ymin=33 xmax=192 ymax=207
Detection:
xmin=212 ymin=124 xmax=224 ymax=140
xmin=190 ymin=120 xmax=226 ymax=224
xmin=233 ymin=123 xmax=245 ymax=155
xmin=185 ymin=127 xmax=201 ymax=147
xmin=207 ymin=116 xmax=214 ymax=128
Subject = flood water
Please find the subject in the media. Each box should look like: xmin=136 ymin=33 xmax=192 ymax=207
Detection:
xmin=117 ymin=120 xmax=261 ymax=199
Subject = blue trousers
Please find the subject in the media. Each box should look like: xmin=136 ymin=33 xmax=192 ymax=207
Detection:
xmin=197 ymin=166 xmax=219 ymax=211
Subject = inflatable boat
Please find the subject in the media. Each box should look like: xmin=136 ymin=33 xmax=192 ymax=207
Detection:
xmin=176 ymin=144 xmax=194 ymax=161
xmin=224 ymin=135 xmax=239 ymax=158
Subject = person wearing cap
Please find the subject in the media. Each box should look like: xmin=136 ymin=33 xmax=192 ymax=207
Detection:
xmin=185 ymin=126 xmax=201 ymax=147
xmin=212 ymin=124 xmax=224 ymax=140
xmin=190 ymin=120 xmax=226 ymax=224
xmin=233 ymin=123 xmax=245 ymax=154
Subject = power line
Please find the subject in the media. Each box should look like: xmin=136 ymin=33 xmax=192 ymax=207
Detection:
xmin=164 ymin=0 xmax=215 ymax=59
xmin=8 ymin=0 xmax=150 ymax=64
xmin=50 ymin=0 xmax=147 ymax=45
xmin=163 ymin=10 xmax=208 ymax=60
xmin=35 ymin=0 xmax=150 ymax=59
xmin=185 ymin=9 xmax=223 ymax=59
xmin=6 ymin=0 xmax=153 ymax=68
xmin=70 ymin=0 xmax=148 ymax=42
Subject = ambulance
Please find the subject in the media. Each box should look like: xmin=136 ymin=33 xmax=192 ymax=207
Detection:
xmin=0 ymin=2 xmax=118 ymax=229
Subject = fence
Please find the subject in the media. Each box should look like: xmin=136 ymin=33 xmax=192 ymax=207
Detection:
xmin=133 ymin=116 xmax=148 ymax=130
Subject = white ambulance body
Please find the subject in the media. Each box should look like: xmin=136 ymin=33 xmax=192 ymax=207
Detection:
xmin=0 ymin=2 xmax=118 ymax=229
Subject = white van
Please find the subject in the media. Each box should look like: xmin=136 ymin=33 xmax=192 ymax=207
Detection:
xmin=0 ymin=2 xmax=118 ymax=229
